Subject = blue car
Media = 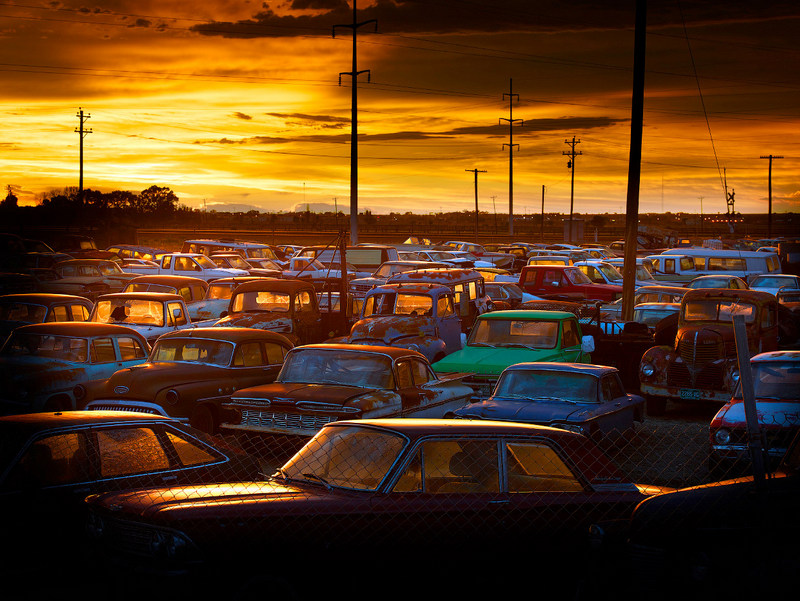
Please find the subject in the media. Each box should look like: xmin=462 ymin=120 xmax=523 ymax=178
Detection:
xmin=452 ymin=362 xmax=645 ymax=440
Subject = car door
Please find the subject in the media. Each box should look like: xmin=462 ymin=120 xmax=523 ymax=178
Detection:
xmin=394 ymin=358 xmax=440 ymax=416
xmin=597 ymin=374 xmax=635 ymax=436
xmin=231 ymin=340 xmax=289 ymax=389
xmin=559 ymin=319 xmax=585 ymax=362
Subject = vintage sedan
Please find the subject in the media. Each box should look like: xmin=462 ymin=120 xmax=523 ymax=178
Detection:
xmin=0 ymin=293 xmax=93 ymax=339
xmin=453 ymin=363 xmax=645 ymax=439
xmin=123 ymin=275 xmax=208 ymax=306
xmin=221 ymin=344 xmax=474 ymax=438
xmin=708 ymin=350 xmax=800 ymax=478
xmin=1 ymin=411 xmax=263 ymax=590
xmin=85 ymin=328 xmax=294 ymax=434
xmin=748 ymin=273 xmax=800 ymax=298
xmin=90 ymin=292 xmax=195 ymax=346
xmin=0 ymin=322 xmax=149 ymax=414
xmin=54 ymin=258 xmax=138 ymax=293
xmin=84 ymin=419 xmax=667 ymax=597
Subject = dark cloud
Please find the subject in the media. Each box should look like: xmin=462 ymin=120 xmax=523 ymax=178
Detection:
xmin=233 ymin=112 xmax=254 ymax=120
xmin=190 ymin=1 xmax=800 ymax=39
xmin=267 ymin=112 xmax=349 ymax=129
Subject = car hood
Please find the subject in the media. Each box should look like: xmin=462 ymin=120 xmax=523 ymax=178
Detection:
xmin=348 ymin=315 xmax=435 ymax=343
xmin=715 ymin=398 xmax=800 ymax=429
xmin=104 ymin=362 xmax=231 ymax=393
xmin=231 ymin=382 xmax=376 ymax=406
xmin=0 ymin=355 xmax=87 ymax=380
xmin=214 ymin=313 xmax=293 ymax=332
xmin=88 ymin=480 xmax=334 ymax=520
xmin=433 ymin=346 xmax=564 ymax=375
xmin=455 ymin=397 xmax=591 ymax=422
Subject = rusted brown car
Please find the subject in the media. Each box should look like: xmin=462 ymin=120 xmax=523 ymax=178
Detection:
xmin=639 ymin=288 xmax=784 ymax=415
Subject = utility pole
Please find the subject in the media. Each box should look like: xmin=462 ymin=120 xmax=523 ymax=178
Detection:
xmin=540 ymin=185 xmax=545 ymax=242
xmin=491 ymin=195 xmax=498 ymax=233
xmin=698 ymin=196 xmax=704 ymax=235
xmin=333 ymin=0 xmax=376 ymax=245
xmin=75 ymin=107 xmax=92 ymax=206
xmin=563 ymin=136 xmax=581 ymax=243
xmin=621 ymin=0 xmax=646 ymax=323
xmin=501 ymin=79 xmax=523 ymax=237
xmin=466 ymin=168 xmax=486 ymax=244
xmin=760 ymin=155 xmax=783 ymax=238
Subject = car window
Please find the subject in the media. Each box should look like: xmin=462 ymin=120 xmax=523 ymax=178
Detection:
xmin=94 ymin=427 xmax=171 ymax=477
xmin=5 ymin=432 xmax=92 ymax=489
xmin=70 ymin=304 xmax=90 ymax=321
xmin=394 ymin=439 xmax=499 ymax=493
xmin=165 ymin=430 xmax=218 ymax=467
xmin=264 ymin=342 xmax=288 ymax=365
xmin=506 ymin=442 xmax=584 ymax=492
xmin=118 ymin=336 xmax=147 ymax=361
xmin=233 ymin=342 xmax=264 ymax=367
xmin=601 ymin=375 xmax=625 ymax=401
xmin=395 ymin=361 xmax=414 ymax=389
xmin=46 ymin=305 xmax=69 ymax=322
xmin=167 ymin=302 xmax=187 ymax=326
xmin=91 ymin=337 xmax=117 ymax=363
xmin=561 ymin=320 xmax=579 ymax=348
xmin=410 ymin=359 xmax=435 ymax=385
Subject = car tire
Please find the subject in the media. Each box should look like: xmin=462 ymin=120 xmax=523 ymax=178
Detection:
xmin=190 ymin=405 xmax=218 ymax=434
xmin=645 ymin=395 xmax=667 ymax=417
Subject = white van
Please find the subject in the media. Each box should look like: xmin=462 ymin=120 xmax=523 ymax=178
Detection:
xmin=659 ymin=248 xmax=781 ymax=283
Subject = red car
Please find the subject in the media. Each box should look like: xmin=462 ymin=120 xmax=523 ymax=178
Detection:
xmin=709 ymin=350 xmax=800 ymax=478
xmin=85 ymin=418 xmax=667 ymax=597
xmin=518 ymin=264 xmax=622 ymax=301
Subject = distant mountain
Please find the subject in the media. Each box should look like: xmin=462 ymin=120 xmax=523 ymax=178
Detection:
xmin=204 ymin=203 xmax=265 ymax=213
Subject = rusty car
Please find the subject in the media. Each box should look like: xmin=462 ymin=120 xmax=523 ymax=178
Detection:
xmin=186 ymin=276 xmax=269 ymax=322
xmin=213 ymin=278 xmax=348 ymax=345
xmin=0 ymin=322 xmax=149 ymax=414
xmin=638 ymin=288 xmax=783 ymax=416
xmin=54 ymin=258 xmax=138 ymax=293
xmin=220 ymin=344 xmax=474 ymax=438
xmin=1 ymin=293 xmax=93 ymax=339
xmin=452 ymin=362 xmax=645 ymax=440
xmin=85 ymin=327 xmax=293 ymax=434
xmin=123 ymin=274 xmax=209 ymax=308
xmin=84 ymin=418 xmax=668 ymax=598
xmin=90 ymin=292 xmax=196 ymax=346
xmin=330 ymin=282 xmax=463 ymax=363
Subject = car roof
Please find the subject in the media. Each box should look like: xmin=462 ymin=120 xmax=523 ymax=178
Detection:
xmin=157 ymin=327 xmax=293 ymax=344
xmin=292 ymin=343 xmax=426 ymax=361
xmin=477 ymin=309 xmax=575 ymax=320
xmin=128 ymin=275 xmax=208 ymax=286
xmin=501 ymin=362 xmax=617 ymax=376
xmin=751 ymin=350 xmax=800 ymax=363
xmin=0 ymin=410 xmax=175 ymax=435
xmin=97 ymin=292 xmax=184 ymax=301
xmin=636 ymin=286 xmax=688 ymax=294
xmin=683 ymin=288 xmax=774 ymax=302
xmin=233 ymin=279 xmax=318 ymax=294
xmin=9 ymin=321 xmax=148 ymax=337
xmin=0 ymin=293 xmax=93 ymax=306
xmin=368 ymin=282 xmax=452 ymax=294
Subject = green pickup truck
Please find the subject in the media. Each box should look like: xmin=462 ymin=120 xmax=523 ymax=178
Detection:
xmin=432 ymin=309 xmax=595 ymax=401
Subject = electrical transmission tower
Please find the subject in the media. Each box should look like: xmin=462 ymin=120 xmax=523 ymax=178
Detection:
xmin=500 ymin=79 xmax=523 ymax=237
xmin=562 ymin=136 xmax=581 ymax=242
xmin=333 ymin=0 xmax=376 ymax=245
xmin=75 ymin=107 xmax=92 ymax=205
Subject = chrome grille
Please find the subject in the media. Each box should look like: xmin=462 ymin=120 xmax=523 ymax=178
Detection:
xmin=240 ymin=409 xmax=336 ymax=431
xmin=103 ymin=517 xmax=158 ymax=556
xmin=88 ymin=404 xmax=159 ymax=415
xmin=678 ymin=336 xmax=721 ymax=366
xmin=667 ymin=362 xmax=723 ymax=390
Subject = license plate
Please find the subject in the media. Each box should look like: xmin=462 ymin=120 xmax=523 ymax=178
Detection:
xmin=679 ymin=388 xmax=702 ymax=400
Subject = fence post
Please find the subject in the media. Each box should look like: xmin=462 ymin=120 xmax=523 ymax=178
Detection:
xmin=732 ymin=314 xmax=766 ymax=485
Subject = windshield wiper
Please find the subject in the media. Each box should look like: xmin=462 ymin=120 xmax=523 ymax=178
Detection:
xmin=302 ymin=473 xmax=332 ymax=489
xmin=530 ymin=396 xmax=578 ymax=404
xmin=469 ymin=342 xmax=496 ymax=347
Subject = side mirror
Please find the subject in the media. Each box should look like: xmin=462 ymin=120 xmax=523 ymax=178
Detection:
xmin=581 ymin=335 xmax=595 ymax=354
xmin=173 ymin=308 xmax=182 ymax=318
xmin=219 ymin=311 xmax=228 ymax=318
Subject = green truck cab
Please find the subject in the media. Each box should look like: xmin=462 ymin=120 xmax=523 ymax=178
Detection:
xmin=432 ymin=309 xmax=594 ymax=401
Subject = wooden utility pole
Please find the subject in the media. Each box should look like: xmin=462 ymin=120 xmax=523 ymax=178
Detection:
xmin=75 ymin=107 xmax=92 ymax=206
xmin=333 ymin=1 xmax=376 ymax=245
xmin=563 ymin=136 xmax=581 ymax=243
xmin=760 ymin=154 xmax=783 ymax=238
xmin=501 ymin=79 xmax=523 ymax=237
xmin=621 ymin=0 xmax=646 ymax=322
xmin=466 ymin=168 xmax=486 ymax=244
xmin=541 ymin=185 xmax=545 ymax=242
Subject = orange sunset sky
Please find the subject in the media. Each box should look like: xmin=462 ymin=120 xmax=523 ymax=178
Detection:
xmin=1 ymin=0 xmax=798 ymax=217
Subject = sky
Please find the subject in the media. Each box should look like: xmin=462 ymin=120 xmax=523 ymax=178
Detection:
xmin=1 ymin=0 xmax=799 ymax=217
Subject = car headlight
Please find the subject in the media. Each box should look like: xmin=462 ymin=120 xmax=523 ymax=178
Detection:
xmin=641 ymin=362 xmax=655 ymax=377
xmin=553 ymin=422 xmax=585 ymax=435
xmin=149 ymin=530 xmax=190 ymax=560
xmin=714 ymin=429 xmax=731 ymax=445
xmin=730 ymin=370 xmax=740 ymax=383
xmin=73 ymin=385 xmax=86 ymax=402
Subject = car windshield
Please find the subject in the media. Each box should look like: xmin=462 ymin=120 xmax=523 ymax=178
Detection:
xmin=0 ymin=303 xmax=47 ymax=323
xmin=597 ymin=263 xmax=623 ymax=282
xmin=278 ymin=348 xmax=395 ymax=388
xmin=245 ymin=247 xmax=277 ymax=260
xmin=94 ymin=298 xmax=165 ymax=326
xmin=217 ymin=256 xmax=250 ymax=270
xmin=494 ymin=370 xmax=598 ymax=402
xmin=126 ymin=283 xmax=175 ymax=294
xmin=735 ymin=361 xmax=800 ymax=400
xmin=564 ymin=268 xmax=593 ymax=285
xmin=280 ymin=424 xmax=406 ymax=491
xmin=231 ymin=290 xmax=291 ymax=313
xmin=633 ymin=307 xmax=678 ymax=325
xmin=194 ymin=256 xmax=217 ymax=270
xmin=469 ymin=318 xmax=560 ymax=349
xmin=690 ymin=278 xmax=728 ymax=289
xmin=635 ymin=265 xmax=654 ymax=280
xmin=751 ymin=276 xmax=798 ymax=289
xmin=683 ymin=300 xmax=756 ymax=323
xmin=206 ymin=284 xmax=236 ymax=300
xmin=98 ymin=262 xmax=124 ymax=275
xmin=151 ymin=338 xmax=234 ymax=366
xmin=1 ymin=333 xmax=88 ymax=362
xmin=363 ymin=292 xmax=434 ymax=317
